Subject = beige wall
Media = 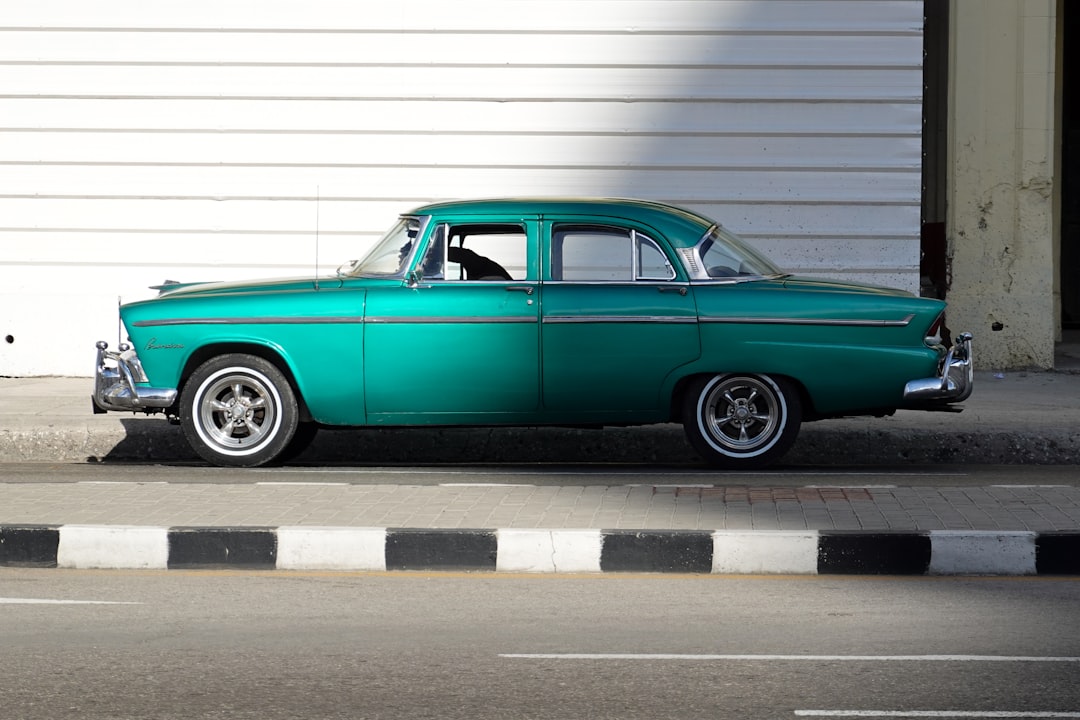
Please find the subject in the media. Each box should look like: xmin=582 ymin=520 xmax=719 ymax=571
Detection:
xmin=947 ymin=0 xmax=1058 ymax=369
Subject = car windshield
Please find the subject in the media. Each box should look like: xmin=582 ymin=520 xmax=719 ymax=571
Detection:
xmin=339 ymin=216 xmax=427 ymax=277
xmin=697 ymin=225 xmax=785 ymax=279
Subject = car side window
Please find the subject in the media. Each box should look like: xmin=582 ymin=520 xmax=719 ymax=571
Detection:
xmin=420 ymin=223 xmax=527 ymax=281
xmin=638 ymin=237 xmax=675 ymax=280
xmin=552 ymin=225 xmax=675 ymax=282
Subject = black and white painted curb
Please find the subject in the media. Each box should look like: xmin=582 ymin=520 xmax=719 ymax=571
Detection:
xmin=2 ymin=525 xmax=1079 ymax=575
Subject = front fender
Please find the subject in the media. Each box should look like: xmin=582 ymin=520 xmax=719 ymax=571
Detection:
xmin=121 ymin=288 xmax=368 ymax=425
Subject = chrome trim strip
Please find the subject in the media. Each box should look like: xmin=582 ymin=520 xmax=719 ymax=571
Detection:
xmin=541 ymin=281 xmax=690 ymax=288
xmin=699 ymin=314 xmax=915 ymax=328
xmin=690 ymin=275 xmax=790 ymax=285
xmin=365 ymin=316 xmax=538 ymax=324
xmin=138 ymin=313 xmax=911 ymax=328
xmin=137 ymin=316 xmax=542 ymax=326
xmin=543 ymin=315 xmax=697 ymax=324
xmin=133 ymin=317 xmax=366 ymax=327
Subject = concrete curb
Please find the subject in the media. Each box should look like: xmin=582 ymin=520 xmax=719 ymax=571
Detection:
xmin=3 ymin=525 xmax=1078 ymax=575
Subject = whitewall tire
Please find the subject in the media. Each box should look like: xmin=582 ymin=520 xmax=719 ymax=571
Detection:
xmin=682 ymin=373 xmax=802 ymax=469
xmin=180 ymin=354 xmax=299 ymax=467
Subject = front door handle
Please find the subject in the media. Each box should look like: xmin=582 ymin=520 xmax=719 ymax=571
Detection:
xmin=506 ymin=285 xmax=535 ymax=295
xmin=657 ymin=286 xmax=688 ymax=296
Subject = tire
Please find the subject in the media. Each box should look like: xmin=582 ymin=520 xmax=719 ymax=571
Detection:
xmin=682 ymin=373 xmax=802 ymax=469
xmin=180 ymin=354 xmax=299 ymax=467
xmin=276 ymin=422 xmax=319 ymax=463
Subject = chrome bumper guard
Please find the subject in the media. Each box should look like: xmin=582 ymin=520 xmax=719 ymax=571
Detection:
xmin=903 ymin=332 xmax=974 ymax=404
xmin=92 ymin=341 xmax=178 ymax=414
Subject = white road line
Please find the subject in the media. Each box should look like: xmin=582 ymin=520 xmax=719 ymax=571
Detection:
xmin=803 ymin=485 xmax=899 ymax=489
xmin=76 ymin=481 xmax=168 ymax=485
xmin=254 ymin=482 xmax=349 ymax=487
xmin=649 ymin=484 xmax=717 ymax=488
xmin=440 ymin=483 xmax=538 ymax=488
xmin=249 ymin=468 xmax=967 ymax=477
xmin=772 ymin=472 xmax=967 ymax=477
xmin=0 ymin=598 xmax=141 ymax=605
xmin=499 ymin=654 xmax=1080 ymax=663
xmin=991 ymin=485 xmax=1073 ymax=489
xmin=795 ymin=713 xmax=1080 ymax=718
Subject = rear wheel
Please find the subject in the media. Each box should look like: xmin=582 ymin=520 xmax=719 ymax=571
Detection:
xmin=180 ymin=354 xmax=299 ymax=467
xmin=682 ymin=373 xmax=801 ymax=469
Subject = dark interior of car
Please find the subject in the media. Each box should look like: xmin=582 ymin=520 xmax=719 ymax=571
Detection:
xmin=446 ymin=246 xmax=513 ymax=281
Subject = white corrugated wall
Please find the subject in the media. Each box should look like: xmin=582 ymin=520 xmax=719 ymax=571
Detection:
xmin=0 ymin=0 xmax=924 ymax=376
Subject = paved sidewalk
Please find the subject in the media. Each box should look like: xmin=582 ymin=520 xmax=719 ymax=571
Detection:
xmin=3 ymin=481 xmax=1080 ymax=533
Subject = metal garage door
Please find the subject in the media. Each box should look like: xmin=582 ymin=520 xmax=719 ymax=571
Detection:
xmin=0 ymin=0 xmax=923 ymax=375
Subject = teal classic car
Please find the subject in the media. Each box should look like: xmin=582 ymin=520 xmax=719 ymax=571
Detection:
xmin=93 ymin=198 xmax=973 ymax=468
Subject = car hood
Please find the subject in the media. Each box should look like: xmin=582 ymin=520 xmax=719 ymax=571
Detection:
xmin=780 ymin=275 xmax=915 ymax=298
xmin=152 ymin=275 xmax=343 ymax=298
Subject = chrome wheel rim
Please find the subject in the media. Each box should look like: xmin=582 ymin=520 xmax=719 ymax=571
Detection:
xmin=195 ymin=368 xmax=281 ymax=455
xmin=699 ymin=375 xmax=783 ymax=456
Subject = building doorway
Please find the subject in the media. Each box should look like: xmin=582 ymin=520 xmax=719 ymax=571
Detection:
xmin=921 ymin=1 xmax=948 ymax=301
xmin=1062 ymin=1 xmax=1080 ymax=329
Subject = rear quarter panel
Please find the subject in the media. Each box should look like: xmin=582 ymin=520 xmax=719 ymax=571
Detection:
xmin=690 ymin=282 xmax=945 ymax=414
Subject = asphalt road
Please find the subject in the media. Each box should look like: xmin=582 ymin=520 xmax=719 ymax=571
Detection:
xmin=2 ymin=461 xmax=1079 ymax=486
xmin=1 ymin=570 xmax=1078 ymax=719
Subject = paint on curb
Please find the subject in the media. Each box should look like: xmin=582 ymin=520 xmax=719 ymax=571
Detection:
xmin=167 ymin=527 xmax=278 ymax=569
xmin=385 ymin=529 xmax=497 ymax=571
xmin=0 ymin=525 xmax=60 ymax=568
xmin=1 ymin=525 xmax=1077 ymax=576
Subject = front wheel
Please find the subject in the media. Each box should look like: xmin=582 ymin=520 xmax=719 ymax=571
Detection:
xmin=277 ymin=422 xmax=319 ymax=463
xmin=682 ymin=373 xmax=802 ymax=469
xmin=180 ymin=354 xmax=299 ymax=467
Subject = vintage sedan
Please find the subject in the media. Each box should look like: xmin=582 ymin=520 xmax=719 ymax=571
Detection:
xmin=93 ymin=198 xmax=973 ymax=468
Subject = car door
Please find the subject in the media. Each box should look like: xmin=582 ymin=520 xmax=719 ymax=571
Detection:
xmin=363 ymin=218 xmax=541 ymax=423
xmin=540 ymin=219 xmax=701 ymax=420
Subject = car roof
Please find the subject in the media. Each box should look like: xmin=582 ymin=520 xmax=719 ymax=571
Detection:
xmin=407 ymin=197 xmax=716 ymax=248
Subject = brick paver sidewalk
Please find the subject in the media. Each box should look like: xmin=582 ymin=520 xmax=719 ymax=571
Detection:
xmin=3 ymin=482 xmax=1079 ymax=532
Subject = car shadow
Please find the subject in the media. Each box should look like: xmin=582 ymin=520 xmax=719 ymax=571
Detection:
xmin=97 ymin=418 xmax=699 ymax=467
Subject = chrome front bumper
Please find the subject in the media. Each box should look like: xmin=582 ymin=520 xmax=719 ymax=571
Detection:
xmin=903 ymin=332 xmax=974 ymax=404
xmin=92 ymin=341 xmax=178 ymax=414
